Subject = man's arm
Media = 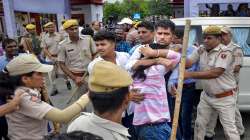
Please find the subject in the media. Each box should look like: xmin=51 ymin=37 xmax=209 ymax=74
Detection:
xmin=59 ymin=62 xmax=75 ymax=81
xmin=185 ymin=67 xmax=225 ymax=79
xmin=0 ymin=92 xmax=23 ymax=117
xmin=132 ymin=59 xmax=157 ymax=70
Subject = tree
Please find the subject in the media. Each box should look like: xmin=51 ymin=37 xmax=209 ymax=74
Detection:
xmin=103 ymin=0 xmax=149 ymax=22
xmin=148 ymin=0 xmax=172 ymax=16
xmin=103 ymin=0 xmax=172 ymax=23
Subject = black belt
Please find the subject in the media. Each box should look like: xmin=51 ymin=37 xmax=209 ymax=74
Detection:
xmin=175 ymin=82 xmax=195 ymax=88
xmin=139 ymin=121 xmax=167 ymax=127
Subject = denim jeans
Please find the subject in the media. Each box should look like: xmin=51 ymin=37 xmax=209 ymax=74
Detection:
xmin=135 ymin=122 xmax=171 ymax=140
xmin=167 ymin=91 xmax=182 ymax=140
xmin=180 ymin=84 xmax=197 ymax=140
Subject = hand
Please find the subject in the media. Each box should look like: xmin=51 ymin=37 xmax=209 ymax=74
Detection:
xmin=157 ymin=58 xmax=172 ymax=66
xmin=130 ymin=88 xmax=145 ymax=104
xmin=170 ymin=85 xmax=177 ymax=97
xmin=74 ymin=76 xmax=84 ymax=86
xmin=8 ymin=91 xmax=24 ymax=110
xmin=139 ymin=45 xmax=157 ymax=58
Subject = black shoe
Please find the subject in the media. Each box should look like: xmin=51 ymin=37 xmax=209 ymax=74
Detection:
xmin=51 ymin=90 xmax=58 ymax=96
xmin=240 ymin=134 xmax=245 ymax=139
xmin=66 ymin=81 xmax=72 ymax=90
xmin=205 ymin=136 xmax=214 ymax=140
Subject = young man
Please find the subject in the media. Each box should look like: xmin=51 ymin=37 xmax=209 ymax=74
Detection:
xmin=88 ymin=30 xmax=144 ymax=139
xmin=115 ymin=27 xmax=132 ymax=53
xmin=126 ymin=20 xmax=181 ymax=140
xmin=58 ymin=19 xmax=97 ymax=103
xmin=0 ymin=39 xmax=18 ymax=71
xmin=129 ymin=21 xmax=155 ymax=55
xmin=68 ymin=60 xmax=133 ymax=140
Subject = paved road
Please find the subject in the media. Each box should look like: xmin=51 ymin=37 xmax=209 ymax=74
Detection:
xmin=48 ymin=77 xmax=250 ymax=139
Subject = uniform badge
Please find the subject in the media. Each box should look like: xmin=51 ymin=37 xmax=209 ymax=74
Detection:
xmin=221 ymin=54 xmax=227 ymax=59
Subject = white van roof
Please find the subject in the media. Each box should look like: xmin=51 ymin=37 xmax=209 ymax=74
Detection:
xmin=171 ymin=17 xmax=250 ymax=27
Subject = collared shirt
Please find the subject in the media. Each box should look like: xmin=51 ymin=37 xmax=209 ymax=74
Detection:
xmin=6 ymin=87 xmax=53 ymax=140
xmin=67 ymin=112 xmax=130 ymax=140
xmin=126 ymin=47 xmax=180 ymax=125
xmin=224 ymin=41 xmax=243 ymax=83
xmin=116 ymin=41 xmax=132 ymax=53
xmin=58 ymin=36 xmax=97 ymax=72
xmin=189 ymin=44 xmax=236 ymax=95
xmin=87 ymin=52 xmax=135 ymax=116
xmin=0 ymin=55 xmax=9 ymax=71
xmin=88 ymin=51 xmax=129 ymax=73
xmin=41 ymin=32 xmax=63 ymax=55
xmin=168 ymin=45 xmax=199 ymax=89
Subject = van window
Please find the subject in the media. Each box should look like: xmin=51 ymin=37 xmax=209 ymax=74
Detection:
xmin=231 ymin=27 xmax=250 ymax=56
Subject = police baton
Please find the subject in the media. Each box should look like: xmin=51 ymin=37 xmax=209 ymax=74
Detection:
xmin=170 ymin=19 xmax=191 ymax=140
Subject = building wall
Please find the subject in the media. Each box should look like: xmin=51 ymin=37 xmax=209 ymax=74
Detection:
xmin=71 ymin=4 xmax=103 ymax=25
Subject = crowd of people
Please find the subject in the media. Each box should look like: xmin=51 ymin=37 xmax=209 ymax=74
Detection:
xmin=200 ymin=3 xmax=250 ymax=17
xmin=0 ymin=16 xmax=245 ymax=140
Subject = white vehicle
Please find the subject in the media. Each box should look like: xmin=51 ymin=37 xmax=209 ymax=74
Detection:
xmin=171 ymin=17 xmax=250 ymax=111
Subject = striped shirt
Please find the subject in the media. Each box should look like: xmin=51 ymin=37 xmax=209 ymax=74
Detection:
xmin=127 ymin=48 xmax=180 ymax=126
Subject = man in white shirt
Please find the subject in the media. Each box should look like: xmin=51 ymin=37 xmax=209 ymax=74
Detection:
xmin=87 ymin=30 xmax=144 ymax=139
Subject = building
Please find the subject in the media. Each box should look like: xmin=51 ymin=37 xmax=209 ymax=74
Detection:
xmin=2 ymin=0 xmax=104 ymax=38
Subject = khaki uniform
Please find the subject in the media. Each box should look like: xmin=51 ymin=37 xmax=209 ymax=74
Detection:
xmin=190 ymin=44 xmax=240 ymax=140
xmin=58 ymin=35 xmax=96 ymax=103
xmin=68 ymin=113 xmax=130 ymax=140
xmin=6 ymin=87 xmax=53 ymax=140
xmin=206 ymin=42 xmax=244 ymax=137
xmin=20 ymin=34 xmax=42 ymax=56
xmin=41 ymin=32 xmax=64 ymax=92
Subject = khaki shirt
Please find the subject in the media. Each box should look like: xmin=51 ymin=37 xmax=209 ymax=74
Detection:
xmin=67 ymin=112 xmax=130 ymax=140
xmin=189 ymin=44 xmax=236 ymax=95
xmin=41 ymin=32 xmax=63 ymax=55
xmin=58 ymin=36 xmax=96 ymax=72
xmin=225 ymin=41 xmax=243 ymax=83
xmin=6 ymin=87 xmax=53 ymax=140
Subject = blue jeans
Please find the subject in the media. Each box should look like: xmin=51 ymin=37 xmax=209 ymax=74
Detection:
xmin=180 ymin=83 xmax=197 ymax=140
xmin=167 ymin=92 xmax=182 ymax=140
xmin=135 ymin=122 xmax=171 ymax=140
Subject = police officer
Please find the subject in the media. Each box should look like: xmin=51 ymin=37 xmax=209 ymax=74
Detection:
xmin=4 ymin=54 xmax=90 ymax=140
xmin=20 ymin=24 xmax=42 ymax=57
xmin=185 ymin=26 xmax=240 ymax=140
xmin=205 ymin=26 xmax=245 ymax=139
xmin=41 ymin=22 xmax=64 ymax=96
xmin=58 ymin=19 xmax=97 ymax=103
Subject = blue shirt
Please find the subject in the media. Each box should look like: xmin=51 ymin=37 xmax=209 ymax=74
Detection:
xmin=116 ymin=41 xmax=132 ymax=53
xmin=0 ymin=55 xmax=9 ymax=71
xmin=168 ymin=46 xmax=199 ymax=87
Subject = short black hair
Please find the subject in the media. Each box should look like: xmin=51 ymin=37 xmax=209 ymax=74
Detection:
xmin=81 ymin=27 xmax=94 ymax=37
xmin=155 ymin=20 xmax=175 ymax=33
xmin=137 ymin=21 xmax=154 ymax=32
xmin=2 ymin=38 xmax=17 ymax=50
xmin=89 ymin=87 xmax=129 ymax=114
xmin=44 ymin=131 xmax=103 ymax=140
xmin=175 ymin=28 xmax=184 ymax=39
xmin=93 ymin=30 xmax=116 ymax=43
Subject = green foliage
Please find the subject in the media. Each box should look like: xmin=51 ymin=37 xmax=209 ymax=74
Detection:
xmin=103 ymin=0 xmax=172 ymax=22
xmin=149 ymin=0 xmax=172 ymax=16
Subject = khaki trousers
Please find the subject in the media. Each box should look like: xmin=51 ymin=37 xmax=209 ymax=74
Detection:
xmin=206 ymin=92 xmax=245 ymax=137
xmin=194 ymin=91 xmax=240 ymax=140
